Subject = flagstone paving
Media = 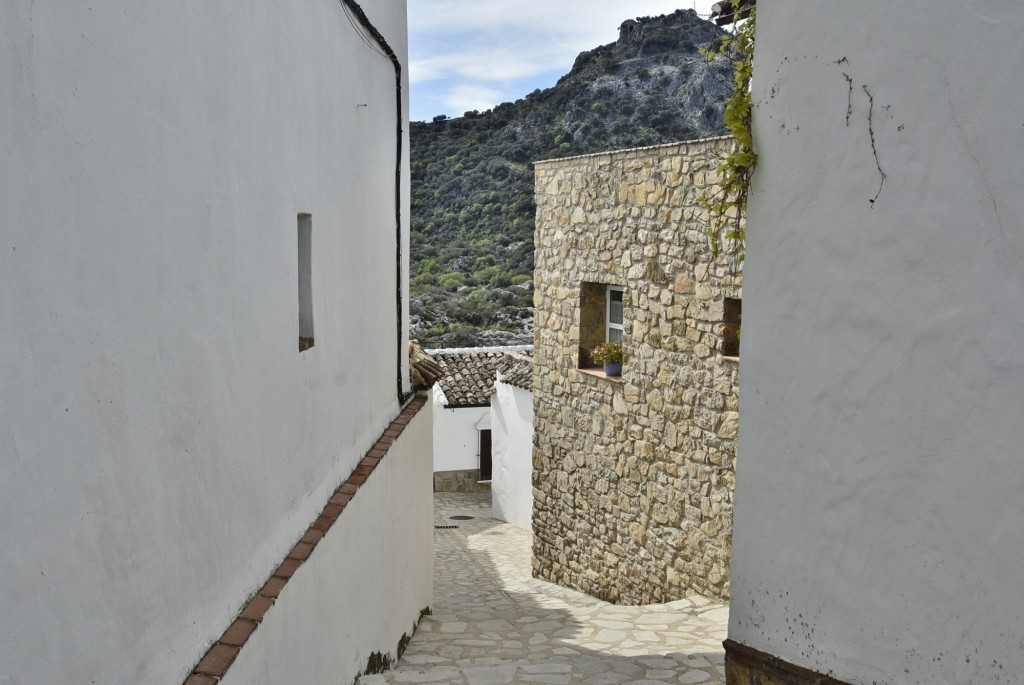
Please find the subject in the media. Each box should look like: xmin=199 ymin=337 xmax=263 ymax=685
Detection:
xmin=359 ymin=493 xmax=728 ymax=685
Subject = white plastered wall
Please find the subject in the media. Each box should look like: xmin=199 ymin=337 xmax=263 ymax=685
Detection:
xmin=431 ymin=385 xmax=489 ymax=473
xmin=490 ymin=381 xmax=533 ymax=529
xmin=0 ymin=1 xmax=416 ymax=683
xmin=730 ymin=2 xmax=1024 ymax=683
xmin=221 ymin=403 xmax=433 ymax=685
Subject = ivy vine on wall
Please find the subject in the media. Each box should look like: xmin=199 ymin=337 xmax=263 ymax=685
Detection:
xmin=702 ymin=7 xmax=756 ymax=260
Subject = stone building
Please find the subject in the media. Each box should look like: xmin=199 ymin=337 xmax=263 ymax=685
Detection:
xmin=532 ymin=137 xmax=741 ymax=604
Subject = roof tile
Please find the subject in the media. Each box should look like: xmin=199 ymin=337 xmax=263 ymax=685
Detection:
xmin=431 ymin=347 xmax=533 ymax=405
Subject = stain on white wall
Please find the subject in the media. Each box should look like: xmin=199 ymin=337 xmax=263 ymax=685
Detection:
xmin=731 ymin=2 xmax=1024 ymax=683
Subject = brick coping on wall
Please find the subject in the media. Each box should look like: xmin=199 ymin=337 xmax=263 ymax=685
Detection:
xmin=182 ymin=395 xmax=428 ymax=685
xmin=532 ymin=134 xmax=735 ymax=166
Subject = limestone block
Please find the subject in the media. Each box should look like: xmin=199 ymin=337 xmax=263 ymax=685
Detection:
xmin=674 ymin=272 xmax=696 ymax=294
xmin=713 ymin=367 xmax=733 ymax=394
xmin=717 ymin=412 xmax=739 ymax=439
xmin=663 ymin=422 xmax=679 ymax=450
xmin=695 ymin=281 xmax=715 ymax=302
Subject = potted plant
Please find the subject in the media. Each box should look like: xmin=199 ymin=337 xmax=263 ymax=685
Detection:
xmin=592 ymin=342 xmax=624 ymax=377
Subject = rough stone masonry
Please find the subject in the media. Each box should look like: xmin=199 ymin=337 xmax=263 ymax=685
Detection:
xmin=532 ymin=136 xmax=741 ymax=603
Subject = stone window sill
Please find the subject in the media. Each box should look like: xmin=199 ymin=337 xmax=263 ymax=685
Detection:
xmin=578 ymin=367 xmax=625 ymax=383
xmin=722 ymin=355 xmax=740 ymax=363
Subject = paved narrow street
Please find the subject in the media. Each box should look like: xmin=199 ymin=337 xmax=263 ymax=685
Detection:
xmin=361 ymin=493 xmax=728 ymax=685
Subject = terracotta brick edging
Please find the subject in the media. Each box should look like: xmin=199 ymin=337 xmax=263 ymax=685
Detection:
xmin=182 ymin=395 xmax=428 ymax=684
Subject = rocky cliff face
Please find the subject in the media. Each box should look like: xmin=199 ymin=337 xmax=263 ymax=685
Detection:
xmin=410 ymin=10 xmax=734 ymax=348
xmin=575 ymin=9 xmax=733 ymax=140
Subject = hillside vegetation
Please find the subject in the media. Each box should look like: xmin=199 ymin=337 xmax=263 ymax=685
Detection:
xmin=411 ymin=9 xmax=733 ymax=348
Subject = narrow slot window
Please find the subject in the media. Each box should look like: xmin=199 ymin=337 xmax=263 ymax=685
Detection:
xmin=298 ymin=213 xmax=314 ymax=352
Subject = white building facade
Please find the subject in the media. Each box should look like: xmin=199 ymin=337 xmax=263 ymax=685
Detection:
xmin=728 ymin=2 xmax=1024 ymax=683
xmin=428 ymin=346 xmax=530 ymax=494
xmin=0 ymin=2 xmax=432 ymax=684
xmin=430 ymin=388 xmax=492 ymax=486
xmin=490 ymin=356 xmax=534 ymax=530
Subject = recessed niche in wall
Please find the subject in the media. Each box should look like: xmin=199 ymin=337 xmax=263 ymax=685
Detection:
xmin=298 ymin=213 xmax=314 ymax=352
xmin=723 ymin=297 xmax=741 ymax=357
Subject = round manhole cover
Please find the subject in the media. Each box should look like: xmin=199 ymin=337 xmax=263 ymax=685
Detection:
xmin=450 ymin=515 xmax=474 ymax=521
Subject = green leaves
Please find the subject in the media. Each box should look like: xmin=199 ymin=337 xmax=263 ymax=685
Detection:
xmin=700 ymin=8 xmax=756 ymax=259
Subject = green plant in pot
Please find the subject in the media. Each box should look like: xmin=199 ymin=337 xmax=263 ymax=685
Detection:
xmin=592 ymin=342 xmax=624 ymax=377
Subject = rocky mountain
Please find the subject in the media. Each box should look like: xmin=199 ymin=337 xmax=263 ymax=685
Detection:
xmin=410 ymin=9 xmax=733 ymax=348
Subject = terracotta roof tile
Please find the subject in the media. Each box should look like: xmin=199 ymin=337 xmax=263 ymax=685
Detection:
xmin=430 ymin=346 xmax=532 ymax=407
xmin=497 ymin=350 xmax=533 ymax=391
xmin=410 ymin=341 xmax=444 ymax=388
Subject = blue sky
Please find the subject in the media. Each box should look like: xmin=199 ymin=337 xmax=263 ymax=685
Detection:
xmin=408 ymin=1 xmax=719 ymax=122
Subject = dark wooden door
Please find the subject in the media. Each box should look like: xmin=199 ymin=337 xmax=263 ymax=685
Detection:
xmin=479 ymin=429 xmax=492 ymax=481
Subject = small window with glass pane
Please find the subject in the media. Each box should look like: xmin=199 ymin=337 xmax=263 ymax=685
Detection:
xmin=606 ymin=286 xmax=624 ymax=343
xmin=578 ymin=281 xmax=625 ymax=370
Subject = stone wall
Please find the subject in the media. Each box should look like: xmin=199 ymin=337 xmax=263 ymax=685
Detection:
xmin=532 ymin=137 xmax=741 ymax=603
xmin=433 ymin=469 xmax=491 ymax=493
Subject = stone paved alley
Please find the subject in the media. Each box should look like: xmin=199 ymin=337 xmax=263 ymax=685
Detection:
xmin=360 ymin=493 xmax=728 ymax=685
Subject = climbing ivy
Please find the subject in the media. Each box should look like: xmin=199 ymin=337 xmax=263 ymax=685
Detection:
xmin=702 ymin=8 xmax=756 ymax=259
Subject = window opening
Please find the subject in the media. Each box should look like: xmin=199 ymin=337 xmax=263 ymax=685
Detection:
xmin=478 ymin=429 xmax=492 ymax=481
xmin=578 ymin=282 xmax=625 ymax=368
xmin=723 ymin=297 xmax=741 ymax=357
xmin=298 ymin=213 xmax=314 ymax=352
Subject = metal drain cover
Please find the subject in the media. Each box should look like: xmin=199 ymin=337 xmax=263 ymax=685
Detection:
xmin=449 ymin=515 xmax=474 ymax=521
xmin=434 ymin=525 xmax=458 ymax=529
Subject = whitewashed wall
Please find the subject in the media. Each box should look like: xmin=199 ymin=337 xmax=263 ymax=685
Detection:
xmin=731 ymin=2 xmax=1024 ymax=683
xmin=490 ymin=381 xmax=533 ymax=529
xmin=221 ymin=403 xmax=433 ymax=685
xmin=0 ymin=2 xmax=415 ymax=683
xmin=431 ymin=386 xmax=489 ymax=473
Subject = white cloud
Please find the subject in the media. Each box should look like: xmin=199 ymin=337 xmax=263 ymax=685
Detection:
xmin=443 ymin=84 xmax=507 ymax=115
xmin=409 ymin=0 xmax=705 ymax=36
xmin=408 ymin=0 xmax=721 ymax=119
xmin=411 ymin=49 xmax=555 ymax=86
